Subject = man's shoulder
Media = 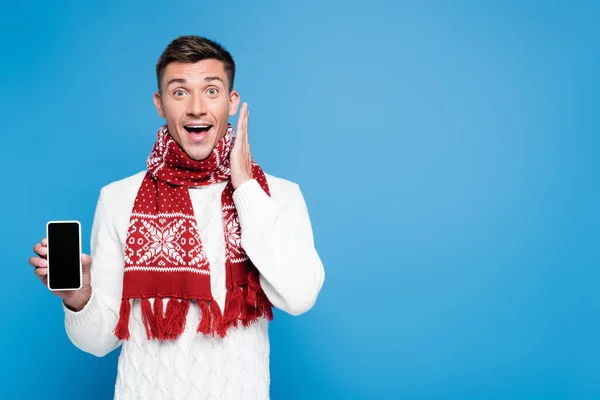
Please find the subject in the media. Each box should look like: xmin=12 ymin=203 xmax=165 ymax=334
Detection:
xmin=99 ymin=170 xmax=147 ymax=198
xmin=264 ymin=172 xmax=300 ymax=191
xmin=263 ymin=172 xmax=304 ymax=204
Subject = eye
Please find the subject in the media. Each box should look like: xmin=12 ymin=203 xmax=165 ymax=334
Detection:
xmin=207 ymin=88 xmax=218 ymax=96
xmin=174 ymin=89 xmax=186 ymax=97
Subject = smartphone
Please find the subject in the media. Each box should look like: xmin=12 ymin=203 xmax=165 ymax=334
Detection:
xmin=46 ymin=220 xmax=82 ymax=291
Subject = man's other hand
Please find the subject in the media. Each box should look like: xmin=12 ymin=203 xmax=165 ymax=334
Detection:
xmin=29 ymin=238 xmax=93 ymax=312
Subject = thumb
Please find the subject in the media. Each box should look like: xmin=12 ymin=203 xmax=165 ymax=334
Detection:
xmin=81 ymin=254 xmax=92 ymax=268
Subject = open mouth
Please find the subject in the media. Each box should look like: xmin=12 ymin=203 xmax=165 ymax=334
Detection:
xmin=184 ymin=124 xmax=213 ymax=142
xmin=184 ymin=125 xmax=212 ymax=134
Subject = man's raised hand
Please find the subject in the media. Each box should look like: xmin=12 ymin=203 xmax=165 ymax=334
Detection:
xmin=230 ymin=102 xmax=253 ymax=190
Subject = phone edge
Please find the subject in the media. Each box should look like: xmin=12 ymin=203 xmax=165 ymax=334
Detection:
xmin=46 ymin=220 xmax=83 ymax=292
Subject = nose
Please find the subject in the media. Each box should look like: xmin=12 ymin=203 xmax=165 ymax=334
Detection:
xmin=186 ymin=93 xmax=206 ymax=117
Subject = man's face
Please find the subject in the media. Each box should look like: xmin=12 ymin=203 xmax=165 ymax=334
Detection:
xmin=153 ymin=59 xmax=240 ymax=160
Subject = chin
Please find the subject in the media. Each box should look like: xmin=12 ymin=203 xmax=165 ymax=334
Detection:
xmin=185 ymin=146 xmax=212 ymax=161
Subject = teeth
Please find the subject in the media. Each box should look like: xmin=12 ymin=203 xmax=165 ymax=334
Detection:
xmin=186 ymin=125 xmax=209 ymax=128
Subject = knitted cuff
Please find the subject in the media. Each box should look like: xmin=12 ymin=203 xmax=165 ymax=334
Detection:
xmin=232 ymin=178 xmax=277 ymax=225
xmin=63 ymin=289 xmax=100 ymax=329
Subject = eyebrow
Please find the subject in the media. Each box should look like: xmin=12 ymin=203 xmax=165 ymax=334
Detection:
xmin=166 ymin=76 xmax=225 ymax=88
xmin=203 ymin=76 xmax=225 ymax=85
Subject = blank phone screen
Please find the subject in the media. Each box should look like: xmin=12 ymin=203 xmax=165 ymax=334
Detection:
xmin=47 ymin=222 xmax=81 ymax=290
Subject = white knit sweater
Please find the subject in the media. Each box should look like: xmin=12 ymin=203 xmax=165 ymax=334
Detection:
xmin=62 ymin=171 xmax=325 ymax=400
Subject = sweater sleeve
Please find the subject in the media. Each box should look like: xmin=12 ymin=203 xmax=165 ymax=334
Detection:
xmin=232 ymin=178 xmax=325 ymax=316
xmin=62 ymin=188 xmax=124 ymax=357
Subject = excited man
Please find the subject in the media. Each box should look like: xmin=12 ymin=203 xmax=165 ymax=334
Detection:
xmin=29 ymin=35 xmax=325 ymax=399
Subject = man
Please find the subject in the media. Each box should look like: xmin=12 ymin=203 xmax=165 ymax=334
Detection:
xmin=29 ymin=35 xmax=325 ymax=400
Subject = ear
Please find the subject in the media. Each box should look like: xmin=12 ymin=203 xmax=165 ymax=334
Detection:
xmin=153 ymin=91 xmax=165 ymax=118
xmin=228 ymin=89 xmax=240 ymax=117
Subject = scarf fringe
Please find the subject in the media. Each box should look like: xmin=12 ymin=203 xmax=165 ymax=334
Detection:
xmin=115 ymin=297 xmax=190 ymax=341
xmin=143 ymin=297 xmax=191 ymax=340
xmin=164 ymin=298 xmax=190 ymax=340
xmin=197 ymin=300 xmax=212 ymax=334
xmin=241 ymin=271 xmax=273 ymax=326
xmin=240 ymin=272 xmax=274 ymax=327
xmin=141 ymin=298 xmax=155 ymax=338
xmin=153 ymin=298 xmax=164 ymax=338
xmin=115 ymin=281 xmax=273 ymax=341
xmin=222 ymin=286 xmax=243 ymax=330
xmin=195 ymin=299 xmax=226 ymax=337
xmin=114 ymin=298 xmax=131 ymax=340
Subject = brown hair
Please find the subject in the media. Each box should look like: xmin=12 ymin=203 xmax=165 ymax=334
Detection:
xmin=155 ymin=35 xmax=236 ymax=92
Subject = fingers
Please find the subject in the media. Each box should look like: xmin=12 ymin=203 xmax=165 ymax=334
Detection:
xmin=245 ymin=106 xmax=252 ymax=166
xmin=29 ymin=255 xmax=47 ymax=268
xmin=30 ymin=240 xmax=48 ymax=269
xmin=34 ymin=266 xmax=48 ymax=287
xmin=34 ymin=266 xmax=48 ymax=280
xmin=236 ymin=102 xmax=248 ymax=143
xmin=33 ymin=242 xmax=47 ymax=258
xmin=241 ymin=103 xmax=252 ymax=171
xmin=235 ymin=103 xmax=243 ymax=136
xmin=245 ymin=105 xmax=250 ymax=147
xmin=239 ymin=102 xmax=249 ymax=152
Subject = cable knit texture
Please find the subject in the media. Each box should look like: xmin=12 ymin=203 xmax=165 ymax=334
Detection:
xmin=62 ymin=171 xmax=325 ymax=400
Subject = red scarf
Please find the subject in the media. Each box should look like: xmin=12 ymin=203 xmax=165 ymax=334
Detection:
xmin=114 ymin=124 xmax=273 ymax=341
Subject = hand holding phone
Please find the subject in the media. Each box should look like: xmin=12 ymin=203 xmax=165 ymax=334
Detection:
xmin=29 ymin=221 xmax=93 ymax=311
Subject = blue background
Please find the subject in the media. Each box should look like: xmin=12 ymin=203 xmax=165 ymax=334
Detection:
xmin=1 ymin=0 xmax=598 ymax=398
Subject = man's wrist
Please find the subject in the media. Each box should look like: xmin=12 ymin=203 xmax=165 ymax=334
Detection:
xmin=232 ymin=175 xmax=252 ymax=191
xmin=64 ymin=288 xmax=92 ymax=312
